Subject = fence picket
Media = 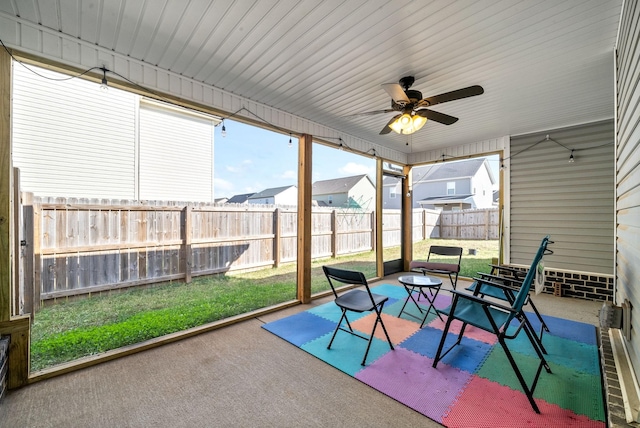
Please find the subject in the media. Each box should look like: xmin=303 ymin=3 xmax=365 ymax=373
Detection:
xmin=20 ymin=196 xmax=497 ymax=305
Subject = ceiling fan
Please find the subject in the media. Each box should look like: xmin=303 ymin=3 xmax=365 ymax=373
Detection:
xmin=355 ymin=76 xmax=484 ymax=135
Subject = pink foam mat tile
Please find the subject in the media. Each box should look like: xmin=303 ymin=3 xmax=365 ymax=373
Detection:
xmin=443 ymin=376 xmax=605 ymax=428
xmin=427 ymin=318 xmax=498 ymax=345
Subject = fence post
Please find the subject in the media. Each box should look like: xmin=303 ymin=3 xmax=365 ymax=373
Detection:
xmin=371 ymin=211 xmax=376 ymax=252
xmin=182 ymin=205 xmax=192 ymax=283
xmin=274 ymin=208 xmax=281 ymax=267
xmin=485 ymin=209 xmax=490 ymax=240
xmin=32 ymin=199 xmax=41 ymax=314
xmin=331 ymin=210 xmax=337 ymax=258
xmin=21 ymin=192 xmax=34 ymax=319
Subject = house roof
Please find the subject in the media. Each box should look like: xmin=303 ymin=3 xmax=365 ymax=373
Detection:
xmin=227 ymin=193 xmax=255 ymax=204
xmin=417 ymin=194 xmax=474 ymax=205
xmin=0 ymin=1 xmax=622 ymax=158
xmin=414 ymin=158 xmax=495 ymax=184
xmin=312 ymin=174 xmax=372 ymax=195
xmin=249 ymin=185 xmax=296 ymax=199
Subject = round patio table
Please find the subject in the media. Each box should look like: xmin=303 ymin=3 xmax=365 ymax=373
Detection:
xmin=397 ymin=275 xmax=444 ymax=328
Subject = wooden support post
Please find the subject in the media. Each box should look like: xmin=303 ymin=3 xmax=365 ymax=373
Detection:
xmin=274 ymin=208 xmax=281 ymax=267
xmin=0 ymin=317 xmax=30 ymax=388
xmin=296 ymin=134 xmax=312 ymax=304
xmin=12 ymin=169 xmax=20 ymax=316
xmin=0 ymin=38 xmax=11 ymax=324
xmin=0 ymin=47 xmax=30 ymax=388
xmin=182 ymin=206 xmax=192 ymax=283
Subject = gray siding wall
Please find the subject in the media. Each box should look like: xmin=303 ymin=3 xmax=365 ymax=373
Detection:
xmin=413 ymin=178 xmax=471 ymax=200
xmin=615 ymin=1 xmax=640 ymax=381
xmin=509 ymin=120 xmax=615 ymax=274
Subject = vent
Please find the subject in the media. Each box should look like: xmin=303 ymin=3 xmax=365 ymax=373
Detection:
xmin=600 ymin=302 xmax=623 ymax=329
xmin=599 ymin=300 xmax=633 ymax=341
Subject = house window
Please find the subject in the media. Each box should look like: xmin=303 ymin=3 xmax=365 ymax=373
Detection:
xmin=328 ymin=195 xmax=333 ymax=204
xmin=390 ymin=188 xmax=397 ymax=199
xmin=447 ymin=182 xmax=456 ymax=195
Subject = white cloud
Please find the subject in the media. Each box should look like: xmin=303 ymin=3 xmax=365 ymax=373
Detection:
xmin=226 ymin=159 xmax=253 ymax=174
xmin=340 ymin=162 xmax=374 ymax=176
xmin=214 ymin=178 xmax=234 ymax=193
xmin=280 ymin=170 xmax=296 ymax=180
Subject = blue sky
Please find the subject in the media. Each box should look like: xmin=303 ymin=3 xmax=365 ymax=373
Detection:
xmin=213 ymin=120 xmax=375 ymax=198
xmin=214 ymin=119 xmax=500 ymax=199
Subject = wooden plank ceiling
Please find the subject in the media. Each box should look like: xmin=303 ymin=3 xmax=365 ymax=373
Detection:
xmin=0 ymin=0 xmax=623 ymax=155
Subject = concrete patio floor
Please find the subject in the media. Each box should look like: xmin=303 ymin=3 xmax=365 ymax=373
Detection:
xmin=0 ymin=274 xmax=607 ymax=427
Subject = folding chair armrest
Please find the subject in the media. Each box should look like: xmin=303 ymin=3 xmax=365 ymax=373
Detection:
xmin=489 ymin=264 xmax=525 ymax=279
xmin=472 ymin=276 xmax=521 ymax=294
xmin=478 ymin=272 xmax=524 ymax=287
xmin=449 ymin=289 xmax=516 ymax=313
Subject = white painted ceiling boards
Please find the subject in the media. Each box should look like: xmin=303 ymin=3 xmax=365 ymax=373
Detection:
xmin=0 ymin=0 xmax=623 ymax=161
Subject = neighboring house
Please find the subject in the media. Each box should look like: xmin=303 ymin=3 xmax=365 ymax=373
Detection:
xmin=11 ymin=64 xmax=218 ymax=202
xmin=248 ymin=186 xmax=297 ymax=206
xmin=226 ymin=193 xmax=255 ymax=204
xmin=312 ymin=174 xmax=375 ymax=211
xmin=407 ymin=158 xmax=497 ymax=211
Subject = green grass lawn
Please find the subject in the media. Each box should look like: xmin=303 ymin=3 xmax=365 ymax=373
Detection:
xmin=30 ymin=239 xmax=498 ymax=371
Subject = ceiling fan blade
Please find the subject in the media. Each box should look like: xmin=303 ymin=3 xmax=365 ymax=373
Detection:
xmin=380 ymin=114 xmax=401 ymax=135
xmin=416 ymin=109 xmax=459 ymax=125
xmin=421 ymin=85 xmax=484 ymax=107
xmin=381 ymin=83 xmax=410 ymax=105
xmin=343 ymin=108 xmax=396 ymax=117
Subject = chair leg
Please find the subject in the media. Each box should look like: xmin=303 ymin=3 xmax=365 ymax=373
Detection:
xmin=497 ymin=335 xmax=542 ymax=414
xmin=328 ymin=310 xmax=350 ymax=350
xmin=432 ymin=299 xmax=460 ymax=368
xmin=527 ymin=297 xmax=550 ymax=332
xmin=360 ymin=308 xmax=394 ymax=366
xmin=376 ymin=308 xmax=394 ymax=349
xmin=518 ymin=312 xmax=549 ymax=356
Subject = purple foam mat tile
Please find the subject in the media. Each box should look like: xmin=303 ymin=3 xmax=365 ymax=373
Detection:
xmin=355 ymin=347 xmax=472 ymax=423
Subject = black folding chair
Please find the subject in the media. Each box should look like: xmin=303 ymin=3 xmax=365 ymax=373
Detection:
xmin=322 ymin=266 xmax=394 ymax=365
xmin=432 ymin=236 xmax=554 ymax=413
xmin=409 ymin=245 xmax=463 ymax=289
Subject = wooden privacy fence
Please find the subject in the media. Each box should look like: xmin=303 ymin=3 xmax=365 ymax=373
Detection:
xmin=15 ymin=195 xmax=498 ymax=314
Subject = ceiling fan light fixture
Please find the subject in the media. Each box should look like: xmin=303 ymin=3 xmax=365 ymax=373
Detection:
xmin=389 ymin=113 xmax=427 ymax=135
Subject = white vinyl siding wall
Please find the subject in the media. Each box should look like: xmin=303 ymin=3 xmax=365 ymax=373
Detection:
xmin=615 ymin=1 xmax=640 ymax=381
xmin=509 ymin=120 xmax=615 ymax=274
xmin=139 ymin=101 xmax=214 ymax=202
xmin=12 ymin=64 xmax=136 ymax=198
xmin=12 ymin=64 xmax=216 ymax=202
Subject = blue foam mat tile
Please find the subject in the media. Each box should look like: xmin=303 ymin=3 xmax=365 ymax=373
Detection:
xmin=400 ymin=326 xmax=492 ymax=373
xmin=262 ymin=311 xmax=336 ymax=347
xmin=526 ymin=312 xmax=597 ymax=345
